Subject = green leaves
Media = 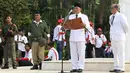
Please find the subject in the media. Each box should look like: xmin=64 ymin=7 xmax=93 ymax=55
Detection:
xmin=0 ymin=0 xmax=31 ymax=27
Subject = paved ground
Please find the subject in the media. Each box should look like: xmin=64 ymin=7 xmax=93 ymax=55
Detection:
xmin=0 ymin=67 xmax=130 ymax=73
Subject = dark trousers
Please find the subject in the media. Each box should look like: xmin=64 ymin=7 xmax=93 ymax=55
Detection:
xmin=56 ymin=41 xmax=63 ymax=60
xmin=0 ymin=46 xmax=3 ymax=65
xmin=21 ymin=52 xmax=25 ymax=57
xmin=86 ymin=43 xmax=94 ymax=58
xmin=105 ymin=52 xmax=113 ymax=58
xmin=95 ymin=48 xmax=105 ymax=58
xmin=18 ymin=60 xmax=33 ymax=66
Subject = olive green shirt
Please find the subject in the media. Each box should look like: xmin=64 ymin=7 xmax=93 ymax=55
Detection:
xmin=29 ymin=20 xmax=49 ymax=39
xmin=2 ymin=24 xmax=18 ymax=42
xmin=3 ymin=24 xmax=18 ymax=37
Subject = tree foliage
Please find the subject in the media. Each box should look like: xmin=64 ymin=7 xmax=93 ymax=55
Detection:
xmin=0 ymin=0 xmax=119 ymax=39
xmin=0 ymin=0 xmax=31 ymax=27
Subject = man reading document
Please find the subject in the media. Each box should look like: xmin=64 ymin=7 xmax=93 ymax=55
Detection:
xmin=68 ymin=3 xmax=90 ymax=72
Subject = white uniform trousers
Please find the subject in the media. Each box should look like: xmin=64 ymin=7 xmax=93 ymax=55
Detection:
xmin=70 ymin=41 xmax=86 ymax=69
xmin=111 ymin=40 xmax=125 ymax=71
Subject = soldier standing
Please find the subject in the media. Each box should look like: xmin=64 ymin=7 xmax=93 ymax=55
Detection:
xmin=1 ymin=15 xmax=18 ymax=69
xmin=28 ymin=11 xmax=49 ymax=70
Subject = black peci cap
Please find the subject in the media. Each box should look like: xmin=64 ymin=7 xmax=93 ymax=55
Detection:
xmin=18 ymin=28 xmax=23 ymax=32
xmin=74 ymin=2 xmax=81 ymax=8
xmin=35 ymin=10 xmax=40 ymax=14
xmin=48 ymin=42 xmax=54 ymax=47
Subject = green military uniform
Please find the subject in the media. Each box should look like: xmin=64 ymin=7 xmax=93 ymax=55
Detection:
xmin=2 ymin=24 xmax=18 ymax=68
xmin=29 ymin=20 xmax=48 ymax=68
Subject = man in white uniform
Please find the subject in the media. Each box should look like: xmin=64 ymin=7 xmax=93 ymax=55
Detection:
xmin=69 ymin=3 xmax=90 ymax=72
xmin=109 ymin=4 xmax=129 ymax=73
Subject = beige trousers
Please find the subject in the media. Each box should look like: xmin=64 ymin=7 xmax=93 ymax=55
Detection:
xmin=32 ymin=42 xmax=45 ymax=65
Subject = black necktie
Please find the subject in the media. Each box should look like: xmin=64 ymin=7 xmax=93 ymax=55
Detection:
xmin=111 ymin=15 xmax=115 ymax=25
xmin=76 ymin=14 xmax=78 ymax=18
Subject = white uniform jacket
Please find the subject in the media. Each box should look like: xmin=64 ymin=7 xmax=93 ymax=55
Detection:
xmin=69 ymin=12 xmax=90 ymax=42
xmin=110 ymin=12 xmax=129 ymax=41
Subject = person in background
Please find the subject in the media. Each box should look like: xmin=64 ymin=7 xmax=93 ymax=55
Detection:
xmin=14 ymin=29 xmax=28 ymax=58
xmin=1 ymin=15 xmax=18 ymax=69
xmin=109 ymin=4 xmax=129 ymax=73
xmin=16 ymin=43 xmax=33 ymax=66
xmin=44 ymin=42 xmax=59 ymax=61
xmin=95 ymin=28 xmax=107 ymax=58
xmin=105 ymin=41 xmax=113 ymax=58
xmin=53 ymin=19 xmax=65 ymax=60
xmin=85 ymin=21 xmax=95 ymax=58
xmin=0 ymin=29 xmax=4 ymax=67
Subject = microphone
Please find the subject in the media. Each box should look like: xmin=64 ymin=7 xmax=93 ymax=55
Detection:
xmin=68 ymin=5 xmax=74 ymax=15
xmin=68 ymin=9 xmax=73 ymax=15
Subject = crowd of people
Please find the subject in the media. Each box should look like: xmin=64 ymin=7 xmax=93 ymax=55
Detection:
xmin=0 ymin=2 xmax=128 ymax=73
xmin=53 ymin=18 xmax=113 ymax=59
xmin=0 ymin=3 xmax=113 ymax=68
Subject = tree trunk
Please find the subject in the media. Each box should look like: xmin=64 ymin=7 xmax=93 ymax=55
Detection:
xmin=98 ymin=0 xmax=105 ymax=25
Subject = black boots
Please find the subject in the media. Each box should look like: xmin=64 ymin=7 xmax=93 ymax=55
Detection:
xmin=30 ymin=65 xmax=38 ymax=70
xmin=39 ymin=62 xmax=42 ymax=70
xmin=1 ymin=64 xmax=9 ymax=69
xmin=1 ymin=64 xmax=17 ymax=69
xmin=30 ymin=63 xmax=42 ymax=70
xmin=12 ymin=65 xmax=17 ymax=69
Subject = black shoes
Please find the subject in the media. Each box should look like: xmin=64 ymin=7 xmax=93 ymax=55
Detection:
xmin=70 ymin=69 xmax=78 ymax=72
xmin=78 ymin=69 xmax=83 ymax=72
xmin=70 ymin=69 xmax=83 ymax=72
xmin=39 ymin=63 xmax=42 ymax=70
xmin=30 ymin=65 xmax=38 ymax=70
xmin=110 ymin=69 xmax=119 ymax=72
xmin=116 ymin=70 xmax=123 ymax=73
xmin=1 ymin=64 xmax=17 ymax=69
xmin=1 ymin=64 xmax=9 ymax=69
xmin=30 ymin=63 xmax=42 ymax=70
xmin=110 ymin=69 xmax=124 ymax=73
xmin=13 ymin=66 xmax=17 ymax=69
xmin=1 ymin=66 xmax=9 ymax=69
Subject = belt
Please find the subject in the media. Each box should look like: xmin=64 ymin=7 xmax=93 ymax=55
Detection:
xmin=32 ymin=37 xmax=42 ymax=41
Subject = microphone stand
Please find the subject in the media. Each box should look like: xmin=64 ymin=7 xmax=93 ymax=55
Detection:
xmin=58 ymin=10 xmax=72 ymax=73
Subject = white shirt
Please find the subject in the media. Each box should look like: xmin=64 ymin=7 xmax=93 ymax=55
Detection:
xmin=109 ymin=12 xmax=129 ymax=41
xmin=95 ymin=34 xmax=107 ymax=48
xmin=14 ymin=35 xmax=28 ymax=51
xmin=105 ymin=46 xmax=112 ymax=53
xmin=33 ymin=20 xmax=43 ymax=25
xmin=85 ymin=27 xmax=95 ymax=44
xmin=24 ymin=49 xmax=32 ymax=60
xmin=69 ymin=12 xmax=90 ymax=42
xmin=53 ymin=25 xmax=65 ymax=41
xmin=47 ymin=47 xmax=59 ymax=61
